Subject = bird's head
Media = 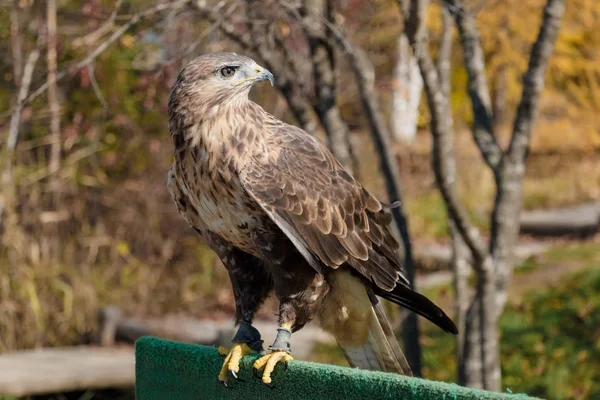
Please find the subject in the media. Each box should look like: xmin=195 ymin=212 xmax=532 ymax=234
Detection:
xmin=173 ymin=52 xmax=274 ymax=106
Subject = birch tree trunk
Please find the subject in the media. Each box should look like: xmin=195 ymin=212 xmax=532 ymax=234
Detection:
xmin=451 ymin=222 xmax=471 ymax=384
xmin=392 ymin=34 xmax=422 ymax=143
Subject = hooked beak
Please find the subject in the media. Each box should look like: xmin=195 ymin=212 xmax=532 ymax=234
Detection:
xmin=254 ymin=66 xmax=274 ymax=87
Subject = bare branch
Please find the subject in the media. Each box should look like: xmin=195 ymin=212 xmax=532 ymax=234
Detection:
xmin=401 ymin=0 xmax=487 ymax=265
xmin=507 ymin=0 xmax=565 ymax=161
xmin=23 ymin=0 xmax=191 ymax=107
xmin=47 ymin=0 xmax=61 ymax=177
xmin=72 ymin=0 xmax=124 ymax=49
xmin=10 ymin=0 xmax=22 ymax=86
xmin=87 ymin=62 xmax=108 ymax=111
xmin=3 ymin=49 xmax=41 ymax=186
xmin=443 ymin=0 xmax=502 ymax=169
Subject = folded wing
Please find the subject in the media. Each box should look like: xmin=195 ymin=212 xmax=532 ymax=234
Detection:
xmin=240 ymin=122 xmax=407 ymax=292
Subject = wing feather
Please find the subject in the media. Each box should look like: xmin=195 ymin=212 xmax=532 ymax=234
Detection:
xmin=240 ymin=121 xmax=406 ymax=291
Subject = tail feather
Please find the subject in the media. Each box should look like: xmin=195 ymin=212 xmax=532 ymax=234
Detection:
xmin=374 ymin=283 xmax=458 ymax=334
xmin=338 ymin=301 xmax=412 ymax=376
xmin=318 ymin=270 xmax=415 ymax=376
xmin=371 ymin=300 xmax=412 ymax=374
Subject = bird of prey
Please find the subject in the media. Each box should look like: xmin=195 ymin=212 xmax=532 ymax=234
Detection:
xmin=167 ymin=52 xmax=457 ymax=385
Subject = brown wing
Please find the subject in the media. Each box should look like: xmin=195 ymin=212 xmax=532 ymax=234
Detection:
xmin=240 ymin=122 xmax=407 ymax=292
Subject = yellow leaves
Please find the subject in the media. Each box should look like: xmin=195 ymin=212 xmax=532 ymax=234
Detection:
xmin=465 ymin=0 xmax=600 ymax=151
xmin=116 ymin=241 xmax=130 ymax=256
xmin=279 ymin=22 xmax=290 ymax=38
xmin=120 ymin=34 xmax=136 ymax=48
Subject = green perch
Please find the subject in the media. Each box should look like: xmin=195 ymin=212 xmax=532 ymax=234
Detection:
xmin=135 ymin=337 xmax=539 ymax=400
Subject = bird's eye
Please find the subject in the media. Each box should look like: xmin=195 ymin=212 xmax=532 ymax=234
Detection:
xmin=220 ymin=66 xmax=236 ymax=78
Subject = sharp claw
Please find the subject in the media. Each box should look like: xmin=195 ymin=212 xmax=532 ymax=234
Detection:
xmin=229 ymin=369 xmax=244 ymax=382
xmin=283 ymin=361 xmax=289 ymax=371
xmin=218 ymin=346 xmax=229 ymax=356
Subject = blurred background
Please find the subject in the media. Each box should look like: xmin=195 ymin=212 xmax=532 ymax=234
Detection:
xmin=0 ymin=0 xmax=598 ymax=399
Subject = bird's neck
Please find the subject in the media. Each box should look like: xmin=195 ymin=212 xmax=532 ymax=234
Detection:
xmin=177 ymin=100 xmax=266 ymax=175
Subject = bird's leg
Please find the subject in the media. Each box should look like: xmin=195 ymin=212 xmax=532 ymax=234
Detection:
xmin=253 ymin=253 xmax=327 ymax=385
xmin=218 ymin=321 xmax=264 ymax=382
xmin=253 ymin=304 xmax=296 ymax=385
xmin=215 ymin=249 xmax=272 ymax=384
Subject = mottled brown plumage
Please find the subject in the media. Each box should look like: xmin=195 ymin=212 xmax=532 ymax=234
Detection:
xmin=167 ymin=52 xmax=456 ymax=383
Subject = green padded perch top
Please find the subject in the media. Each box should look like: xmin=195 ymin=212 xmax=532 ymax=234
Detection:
xmin=135 ymin=337 xmax=537 ymax=400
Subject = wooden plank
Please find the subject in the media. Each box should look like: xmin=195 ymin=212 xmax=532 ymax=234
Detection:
xmin=0 ymin=346 xmax=134 ymax=397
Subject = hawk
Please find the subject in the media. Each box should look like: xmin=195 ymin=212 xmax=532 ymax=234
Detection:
xmin=167 ymin=52 xmax=457 ymax=385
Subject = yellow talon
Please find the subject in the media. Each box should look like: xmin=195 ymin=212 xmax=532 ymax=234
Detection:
xmin=218 ymin=343 xmax=254 ymax=382
xmin=253 ymin=350 xmax=293 ymax=384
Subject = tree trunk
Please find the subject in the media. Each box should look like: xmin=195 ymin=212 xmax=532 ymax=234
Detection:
xmin=301 ymin=0 xmax=356 ymax=174
xmin=489 ymin=163 xmax=524 ymax=312
xmin=460 ymin=257 xmax=500 ymax=390
xmin=492 ymin=65 xmax=507 ymax=137
xmin=391 ymin=34 xmax=422 ymax=143
xmin=400 ymin=0 xmax=498 ymax=387
xmin=450 ymin=223 xmax=470 ymax=384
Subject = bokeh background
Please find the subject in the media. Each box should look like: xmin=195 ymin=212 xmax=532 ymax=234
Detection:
xmin=0 ymin=0 xmax=598 ymax=399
